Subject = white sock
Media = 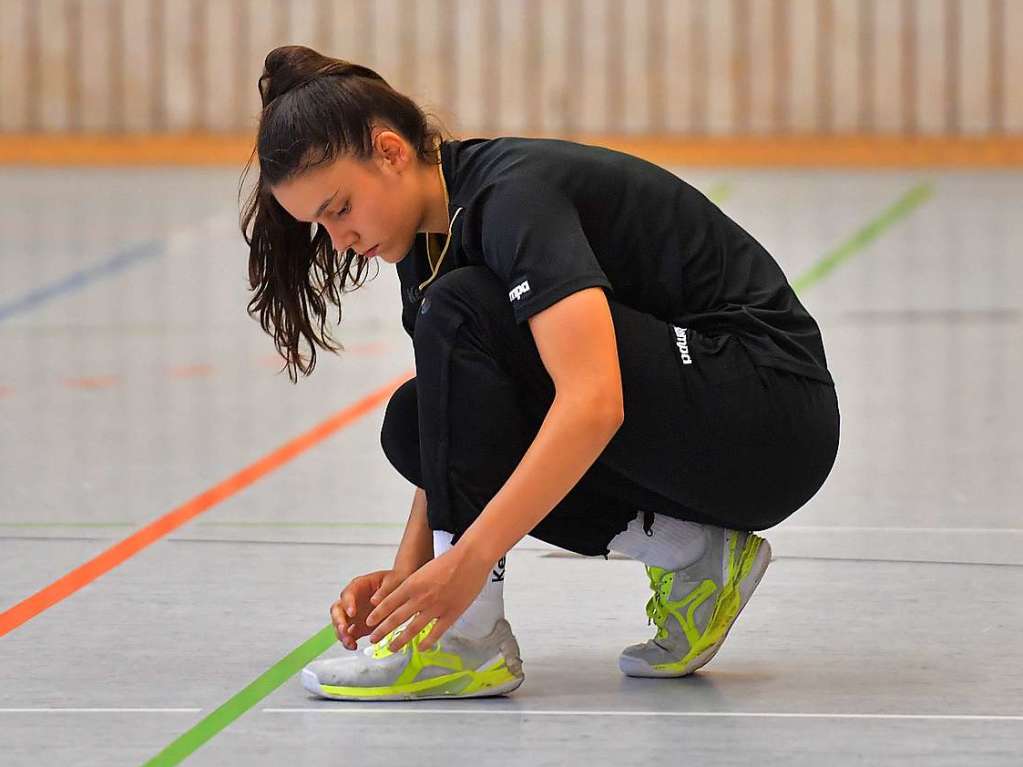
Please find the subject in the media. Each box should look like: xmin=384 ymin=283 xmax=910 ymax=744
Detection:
xmin=432 ymin=530 xmax=505 ymax=638
xmin=608 ymin=512 xmax=710 ymax=570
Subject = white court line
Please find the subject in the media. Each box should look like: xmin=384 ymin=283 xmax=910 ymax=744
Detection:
xmin=0 ymin=708 xmax=201 ymax=713
xmin=263 ymin=708 xmax=1023 ymax=722
xmin=780 ymin=526 xmax=1023 ymax=534
xmin=2 ymin=708 xmax=1019 ymax=721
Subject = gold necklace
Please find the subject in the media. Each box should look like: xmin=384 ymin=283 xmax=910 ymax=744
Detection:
xmin=419 ymin=141 xmax=460 ymax=292
xmin=425 ymin=157 xmax=449 ymax=269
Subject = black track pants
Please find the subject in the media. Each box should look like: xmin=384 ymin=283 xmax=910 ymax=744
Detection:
xmin=380 ymin=266 xmax=840 ymax=557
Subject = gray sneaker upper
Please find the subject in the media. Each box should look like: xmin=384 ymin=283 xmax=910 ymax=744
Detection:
xmin=306 ymin=617 xmax=523 ymax=688
xmin=622 ymin=524 xmax=745 ymax=665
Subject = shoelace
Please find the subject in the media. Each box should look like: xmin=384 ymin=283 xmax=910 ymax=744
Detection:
xmin=644 ymin=569 xmax=671 ymax=640
xmin=370 ymin=619 xmax=440 ymax=659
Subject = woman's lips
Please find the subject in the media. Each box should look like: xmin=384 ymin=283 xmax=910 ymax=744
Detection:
xmin=364 ymin=244 xmax=379 ymax=258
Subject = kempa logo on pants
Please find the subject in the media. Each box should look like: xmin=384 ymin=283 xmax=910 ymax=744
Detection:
xmin=673 ymin=325 xmax=693 ymax=365
xmin=508 ymin=280 xmax=531 ymax=302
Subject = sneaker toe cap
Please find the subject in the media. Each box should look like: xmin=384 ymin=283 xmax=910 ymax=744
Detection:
xmin=300 ymin=668 xmax=322 ymax=695
xmin=619 ymin=639 xmax=684 ymax=666
xmin=303 ymin=653 xmax=406 ymax=688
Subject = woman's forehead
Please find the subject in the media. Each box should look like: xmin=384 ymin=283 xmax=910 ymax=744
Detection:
xmin=272 ymin=160 xmax=354 ymax=221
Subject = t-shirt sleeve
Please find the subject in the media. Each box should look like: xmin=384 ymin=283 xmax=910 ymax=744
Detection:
xmin=479 ymin=183 xmax=613 ymax=324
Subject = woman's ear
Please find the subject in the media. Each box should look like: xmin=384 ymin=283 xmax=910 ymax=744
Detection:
xmin=375 ymin=129 xmax=411 ymax=172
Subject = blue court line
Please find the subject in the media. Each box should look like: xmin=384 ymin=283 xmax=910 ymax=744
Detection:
xmin=0 ymin=239 xmax=164 ymax=323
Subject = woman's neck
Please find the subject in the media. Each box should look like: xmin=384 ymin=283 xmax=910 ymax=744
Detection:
xmin=418 ymin=157 xmax=450 ymax=234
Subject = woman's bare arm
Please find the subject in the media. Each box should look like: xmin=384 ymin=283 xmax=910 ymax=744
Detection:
xmin=392 ymin=486 xmax=435 ymax=576
xmin=456 ymin=287 xmax=624 ymax=567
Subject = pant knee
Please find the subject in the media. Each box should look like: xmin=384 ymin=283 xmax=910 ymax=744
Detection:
xmin=380 ymin=378 xmax=422 ymax=487
xmin=413 ymin=267 xmax=510 ymax=346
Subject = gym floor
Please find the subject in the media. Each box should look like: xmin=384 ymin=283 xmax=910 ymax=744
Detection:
xmin=1 ymin=165 xmax=1020 ymax=766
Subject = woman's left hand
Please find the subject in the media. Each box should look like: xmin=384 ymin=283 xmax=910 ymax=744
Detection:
xmin=365 ymin=543 xmax=494 ymax=652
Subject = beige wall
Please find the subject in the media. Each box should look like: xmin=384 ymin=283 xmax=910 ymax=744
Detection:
xmin=0 ymin=0 xmax=1019 ymax=136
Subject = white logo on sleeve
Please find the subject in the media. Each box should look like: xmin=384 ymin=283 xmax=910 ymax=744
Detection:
xmin=508 ymin=280 xmax=531 ymax=302
xmin=673 ymin=325 xmax=693 ymax=365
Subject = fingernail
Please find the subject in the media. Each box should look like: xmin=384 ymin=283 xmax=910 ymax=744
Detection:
xmin=346 ymin=606 xmax=355 ymax=616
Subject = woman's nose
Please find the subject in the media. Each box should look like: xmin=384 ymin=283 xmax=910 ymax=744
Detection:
xmin=323 ymin=223 xmax=357 ymax=254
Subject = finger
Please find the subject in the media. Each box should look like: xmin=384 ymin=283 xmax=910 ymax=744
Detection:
xmin=367 ymin=600 xmax=418 ymax=644
xmin=330 ymin=603 xmax=354 ymax=645
xmin=371 ymin=584 xmax=396 ymax=605
xmin=366 ymin=583 xmax=409 ymax=628
xmin=389 ymin=612 xmax=433 ymax=652
xmin=371 ymin=575 xmax=403 ymax=606
xmin=341 ymin=591 xmax=357 ymax=618
xmin=333 ymin=605 xmax=358 ymax=638
xmin=330 ymin=602 xmax=345 ymax=631
xmin=332 ymin=601 xmax=361 ymax=644
xmin=417 ymin=616 xmax=451 ymax=652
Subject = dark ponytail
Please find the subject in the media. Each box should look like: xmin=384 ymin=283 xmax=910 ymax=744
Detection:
xmin=239 ymin=45 xmax=446 ymax=382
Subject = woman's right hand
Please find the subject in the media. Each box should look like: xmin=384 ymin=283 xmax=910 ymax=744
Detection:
xmin=330 ymin=568 xmax=410 ymax=650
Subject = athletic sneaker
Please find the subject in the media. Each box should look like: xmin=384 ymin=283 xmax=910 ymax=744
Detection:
xmin=301 ymin=617 xmax=524 ymax=701
xmin=619 ymin=526 xmax=771 ymax=678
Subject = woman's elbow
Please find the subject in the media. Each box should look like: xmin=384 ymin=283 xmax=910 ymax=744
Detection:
xmin=565 ymin=387 xmax=624 ymax=432
xmin=602 ymin=394 xmax=625 ymax=430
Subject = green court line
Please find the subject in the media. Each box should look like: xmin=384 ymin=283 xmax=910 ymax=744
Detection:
xmin=791 ymin=182 xmax=934 ymax=295
xmin=141 ymin=179 xmax=931 ymax=766
xmin=706 ymin=180 xmax=733 ymax=204
xmin=143 ymin=624 xmax=336 ymax=767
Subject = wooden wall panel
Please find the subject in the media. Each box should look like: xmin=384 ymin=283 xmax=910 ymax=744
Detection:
xmin=204 ymin=0 xmax=239 ymax=133
xmin=746 ymin=0 xmax=771 ymax=134
xmin=38 ymin=0 xmax=71 ymax=132
xmin=577 ymin=0 xmax=610 ymax=134
xmin=871 ymin=0 xmax=902 ymax=133
xmin=705 ymin=0 xmax=735 ymax=134
xmin=0 ymin=0 xmax=1019 ymax=137
xmin=537 ymin=0 xmax=570 ymax=135
xmin=1006 ymin=0 xmax=1023 ymax=132
xmin=662 ymin=0 xmax=695 ymax=133
xmin=453 ymin=0 xmax=485 ymax=133
xmin=916 ymin=0 xmax=948 ymax=135
xmin=0 ymin=0 xmax=30 ymax=131
xmin=959 ymin=0 xmax=992 ymax=134
xmin=830 ymin=0 xmax=861 ymax=133
xmin=496 ymin=0 xmax=530 ymax=134
xmin=622 ymin=0 xmax=651 ymax=134
xmin=73 ymin=0 xmax=100 ymax=132
xmin=788 ymin=0 xmax=818 ymax=133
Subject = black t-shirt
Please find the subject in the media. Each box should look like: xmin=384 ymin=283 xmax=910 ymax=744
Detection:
xmin=396 ymin=137 xmax=833 ymax=385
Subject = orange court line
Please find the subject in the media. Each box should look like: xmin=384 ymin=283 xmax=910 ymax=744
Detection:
xmin=1 ymin=133 xmax=1022 ymax=167
xmin=167 ymin=364 xmax=216 ymax=378
xmin=0 ymin=371 xmax=412 ymax=638
xmin=64 ymin=375 xmax=120 ymax=390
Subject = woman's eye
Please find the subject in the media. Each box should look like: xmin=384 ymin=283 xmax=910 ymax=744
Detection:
xmin=334 ymin=203 xmax=350 ymax=217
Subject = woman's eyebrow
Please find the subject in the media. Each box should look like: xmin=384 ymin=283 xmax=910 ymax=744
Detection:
xmin=311 ymin=186 xmax=342 ymax=219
